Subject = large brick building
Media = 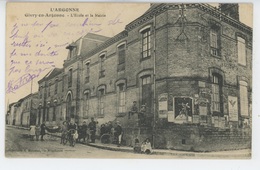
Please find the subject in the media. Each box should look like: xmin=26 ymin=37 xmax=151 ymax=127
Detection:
xmin=35 ymin=3 xmax=252 ymax=150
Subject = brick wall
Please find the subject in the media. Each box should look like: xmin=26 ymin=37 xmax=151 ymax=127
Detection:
xmin=122 ymin=124 xmax=251 ymax=151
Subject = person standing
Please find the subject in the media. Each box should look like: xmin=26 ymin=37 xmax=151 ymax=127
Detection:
xmin=35 ymin=124 xmax=41 ymax=141
xmin=88 ymin=117 xmax=96 ymax=143
xmin=60 ymin=121 xmax=68 ymax=144
xmin=81 ymin=121 xmax=88 ymax=142
xmin=129 ymin=101 xmax=138 ymax=119
xmin=40 ymin=122 xmax=46 ymax=141
xmin=114 ymin=121 xmax=123 ymax=147
xmin=29 ymin=125 xmax=36 ymax=141
xmin=139 ymin=105 xmax=146 ymax=126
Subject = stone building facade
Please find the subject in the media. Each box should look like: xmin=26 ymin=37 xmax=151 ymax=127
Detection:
xmin=35 ymin=3 xmax=252 ymax=150
xmin=7 ymin=93 xmax=39 ymax=127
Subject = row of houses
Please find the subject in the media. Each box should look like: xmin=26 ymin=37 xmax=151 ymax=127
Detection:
xmin=6 ymin=3 xmax=252 ymax=151
xmin=6 ymin=93 xmax=38 ymax=127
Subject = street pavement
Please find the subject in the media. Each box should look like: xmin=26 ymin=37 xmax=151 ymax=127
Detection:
xmin=5 ymin=126 xmax=180 ymax=158
xmin=5 ymin=126 xmax=251 ymax=159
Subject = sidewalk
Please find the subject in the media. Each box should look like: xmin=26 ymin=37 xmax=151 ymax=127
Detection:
xmin=85 ymin=140 xmax=251 ymax=159
xmin=6 ymin=125 xmax=251 ymax=158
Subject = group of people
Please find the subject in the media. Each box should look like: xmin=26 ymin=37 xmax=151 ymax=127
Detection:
xmin=60 ymin=118 xmax=96 ymax=145
xmin=29 ymin=122 xmax=47 ymax=141
xmin=129 ymin=101 xmax=147 ymax=126
xmin=134 ymin=138 xmax=153 ymax=154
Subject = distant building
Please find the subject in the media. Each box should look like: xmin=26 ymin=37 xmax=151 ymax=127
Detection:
xmin=6 ymin=102 xmax=16 ymax=125
xmin=34 ymin=3 xmax=252 ymax=150
xmin=7 ymin=93 xmax=39 ymax=127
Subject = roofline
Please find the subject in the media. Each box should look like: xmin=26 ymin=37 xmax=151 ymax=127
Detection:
xmin=38 ymin=68 xmax=63 ymax=84
xmin=126 ymin=3 xmax=252 ymax=35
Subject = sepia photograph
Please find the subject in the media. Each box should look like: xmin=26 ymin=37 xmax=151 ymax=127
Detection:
xmin=5 ymin=2 xmax=253 ymax=159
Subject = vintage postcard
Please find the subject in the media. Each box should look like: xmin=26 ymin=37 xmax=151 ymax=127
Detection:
xmin=5 ymin=2 xmax=253 ymax=159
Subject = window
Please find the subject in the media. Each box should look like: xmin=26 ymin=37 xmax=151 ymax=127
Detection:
xmin=118 ymin=44 xmax=126 ymax=64
xmin=118 ymin=84 xmax=126 ymax=113
xmin=53 ymin=107 xmax=56 ymax=121
xmin=62 ymin=76 xmax=64 ymax=92
xmin=98 ymin=89 xmax=105 ymax=116
xmin=99 ymin=54 xmax=105 ymax=78
xmin=141 ymin=28 xmax=151 ymax=59
xmin=211 ymin=74 xmax=222 ymax=113
xmin=39 ymin=86 xmax=42 ymax=98
xmin=55 ymin=79 xmax=58 ymax=94
xmin=142 ymin=76 xmax=151 ymax=85
xmin=68 ymin=69 xmax=72 ymax=87
xmin=48 ymin=82 xmax=51 ymax=96
xmin=84 ymin=92 xmax=89 ymax=118
xmin=237 ymin=36 xmax=246 ymax=66
xmin=43 ymin=109 xmax=46 ymax=122
xmin=46 ymin=108 xmax=49 ymax=121
xmin=239 ymin=81 xmax=249 ymax=116
xmin=210 ymin=26 xmax=220 ymax=56
xmin=85 ymin=63 xmax=90 ymax=83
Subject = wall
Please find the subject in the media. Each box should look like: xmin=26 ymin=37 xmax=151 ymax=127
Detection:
xmin=154 ymin=124 xmax=251 ymax=151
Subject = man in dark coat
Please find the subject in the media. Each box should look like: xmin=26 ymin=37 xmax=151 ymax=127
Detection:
xmin=88 ymin=117 xmax=96 ymax=143
xmin=80 ymin=121 xmax=88 ymax=142
xmin=40 ymin=122 xmax=46 ymax=141
xmin=114 ymin=121 xmax=123 ymax=147
xmin=129 ymin=101 xmax=138 ymax=119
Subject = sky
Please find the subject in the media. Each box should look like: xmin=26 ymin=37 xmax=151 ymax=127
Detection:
xmin=5 ymin=3 xmax=253 ymax=107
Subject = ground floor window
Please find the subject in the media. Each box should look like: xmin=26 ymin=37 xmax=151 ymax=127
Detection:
xmin=118 ymin=84 xmax=126 ymax=113
xmin=239 ymin=81 xmax=249 ymax=116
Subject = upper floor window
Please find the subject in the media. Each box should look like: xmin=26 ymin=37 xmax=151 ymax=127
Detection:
xmin=98 ymin=88 xmax=105 ymax=116
xmin=83 ymin=91 xmax=90 ymax=118
xmin=239 ymin=81 xmax=249 ymax=116
xmin=85 ymin=62 xmax=90 ymax=83
xmin=118 ymin=44 xmax=126 ymax=64
xmin=237 ymin=36 xmax=246 ymax=66
xmin=210 ymin=25 xmax=221 ymax=56
xmin=48 ymin=82 xmax=51 ymax=96
xmin=99 ymin=54 xmax=105 ymax=78
xmin=39 ymin=86 xmax=42 ymax=98
xmin=68 ymin=69 xmax=72 ymax=87
xmin=141 ymin=28 xmax=151 ymax=59
xmin=62 ymin=75 xmax=64 ymax=92
xmin=55 ymin=79 xmax=58 ymax=94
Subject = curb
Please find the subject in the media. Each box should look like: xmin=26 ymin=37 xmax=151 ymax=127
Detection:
xmin=86 ymin=143 xmax=133 ymax=153
xmin=6 ymin=125 xmax=29 ymax=130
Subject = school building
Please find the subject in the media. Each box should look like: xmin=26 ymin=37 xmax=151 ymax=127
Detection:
xmin=34 ymin=3 xmax=252 ymax=151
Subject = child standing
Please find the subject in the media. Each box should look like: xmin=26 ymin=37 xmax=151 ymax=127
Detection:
xmin=29 ymin=125 xmax=36 ymax=141
xmin=35 ymin=125 xmax=41 ymax=141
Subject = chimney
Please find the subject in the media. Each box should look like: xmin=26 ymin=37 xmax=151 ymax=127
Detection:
xmin=219 ymin=3 xmax=239 ymax=21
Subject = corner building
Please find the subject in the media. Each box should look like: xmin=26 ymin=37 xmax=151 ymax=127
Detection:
xmin=38 ymin=3 xmax=252 ymax=151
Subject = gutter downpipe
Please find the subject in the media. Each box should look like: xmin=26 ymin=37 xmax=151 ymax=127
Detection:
xmin=152 ymin=13 xmax=156 ymax=149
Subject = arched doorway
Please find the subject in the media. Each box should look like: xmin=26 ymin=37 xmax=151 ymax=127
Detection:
xmin=66 ymin=92 xmax=72 ymax=121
